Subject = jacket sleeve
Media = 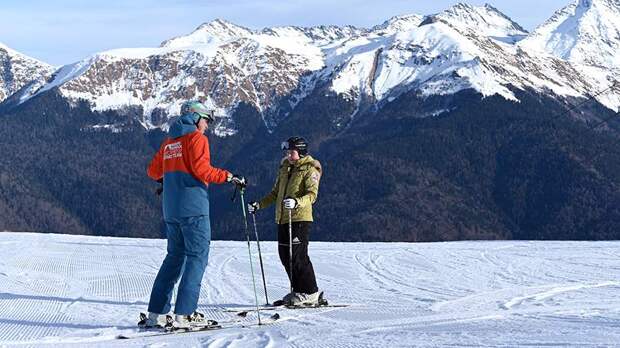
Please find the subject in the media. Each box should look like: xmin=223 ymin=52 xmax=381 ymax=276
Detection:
xmin=188 ymin=133 xmax=230 ymax=184
xmin=147 ymin=142 xmax=165 ymax=181
xmin=258 ymin=174 xmax=280 ymax=209
xmin=296 ymin=166 xmax=321 ymax=208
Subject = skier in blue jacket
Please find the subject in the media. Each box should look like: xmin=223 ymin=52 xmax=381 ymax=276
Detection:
xmin=140 ymin=101 xmax=245 ymax=329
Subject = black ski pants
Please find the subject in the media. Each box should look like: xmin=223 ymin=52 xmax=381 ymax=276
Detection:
xmin=277 ymin=221 xmax=318 ymax=294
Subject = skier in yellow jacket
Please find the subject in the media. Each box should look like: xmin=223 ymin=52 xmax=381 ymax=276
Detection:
xmin=248 ymin=136 xmax=323 ymax=306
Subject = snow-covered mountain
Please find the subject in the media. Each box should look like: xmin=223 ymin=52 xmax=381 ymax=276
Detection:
xmin=0 ymin=42 xmax=53 ymax=103
xmin=517 ymin=0 xmax=620 ymax=110
xmin=18 ymin=20 xmax=362 ymax=133
xmin=13 ymin=1 xmax=620 ymax=133
xmin=324 ymin=2 xmax=617 ymax=121
xmin=520 ymin=0 xmax=620 ymax=68
xmin=423 ymin=3 xmax=528 ymax=42
xmin=372 ymin=14 xmax=425 ymax=34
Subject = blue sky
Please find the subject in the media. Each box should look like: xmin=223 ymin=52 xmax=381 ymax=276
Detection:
xmin=0 ymin=0 xmax=571 ymax=66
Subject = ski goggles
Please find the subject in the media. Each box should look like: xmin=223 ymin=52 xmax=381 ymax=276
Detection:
xmin=192 ymin=112 xmax=215 ymax=127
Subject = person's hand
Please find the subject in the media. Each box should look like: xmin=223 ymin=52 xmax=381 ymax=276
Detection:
xmin=247 ymin=201 xmax=259 ymax=214
xmin=283 ymin=198 xmax=297 ymax=209
xmin=228 ymin=173 xmax=247 ymax=188
xmin=156 ymin=178 xmax=163 ymax=195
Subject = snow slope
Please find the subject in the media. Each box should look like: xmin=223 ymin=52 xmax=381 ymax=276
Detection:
xmin=1 ymin=232 xmax=619 ymax=347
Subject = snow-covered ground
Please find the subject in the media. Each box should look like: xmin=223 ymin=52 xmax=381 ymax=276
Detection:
xmin=1 ymin=232 xmax=620 ymax=347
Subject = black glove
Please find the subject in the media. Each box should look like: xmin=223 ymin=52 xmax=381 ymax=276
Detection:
xmin=156 ymin=178 xmax=163 ymax=196
xmin=247 ymin=201 xmax=259 ymax=214
xmin=228 ymin=173 xmax=247 ymax=188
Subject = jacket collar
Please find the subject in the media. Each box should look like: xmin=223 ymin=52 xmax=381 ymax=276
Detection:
xmin=282 ymin=155 xmax=313 ymax=169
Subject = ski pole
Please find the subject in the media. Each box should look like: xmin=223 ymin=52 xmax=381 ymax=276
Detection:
xmin=288 ymin=208 xmax=293 ymax=295
xmin=251 ymin=213 xmax=269 ymax=305
xmin=239 ymin=188 xmax=262 ymax=325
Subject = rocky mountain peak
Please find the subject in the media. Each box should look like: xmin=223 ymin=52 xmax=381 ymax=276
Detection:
xmin=580 ymin=0 xmax=620 ymax=8
xmin=0 ymin=42 xmax=53 ymax=103
xmin=373 ymin=14 xmax=424 ymax=34
xmin=520 ymin=0 xmax=620 ymax=68
xmin=421 ymin=3 xmax=527 ymax=40
xmin=161 ymin=18 xmax=253 ymax=48
xmin=261 ymin=24 xmax=365 ymax=46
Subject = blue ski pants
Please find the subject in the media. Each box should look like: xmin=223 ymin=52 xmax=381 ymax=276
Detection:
xmin=147 ymin=215 xmax=211 ymax=315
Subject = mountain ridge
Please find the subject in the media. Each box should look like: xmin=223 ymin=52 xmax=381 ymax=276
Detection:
xmin=0 ymin=42 xmax=54 ymax=103
xmin=3 ymin=1 xmax=618 ymax=134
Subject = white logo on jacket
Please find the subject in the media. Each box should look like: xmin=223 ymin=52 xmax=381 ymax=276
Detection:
xmin=311 ymin=172 xmax=320 ymax=184
xmin=164 ymin=142 xmax=183 ymax=159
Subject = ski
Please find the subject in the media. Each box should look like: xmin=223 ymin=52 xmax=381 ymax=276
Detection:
xmin=116 ymin=322 xmax=222 ymax=339
xmin=223 ymin=304 xmax=279 ymax=313
xmin=116 ymin=313 xmax=281 ymax=340
xmin=225 ymin=302 xmax=350 ymax=317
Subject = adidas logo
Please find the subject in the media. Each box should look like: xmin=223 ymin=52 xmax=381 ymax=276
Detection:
xmin=292 ymin=237 xmax=301 ymax=243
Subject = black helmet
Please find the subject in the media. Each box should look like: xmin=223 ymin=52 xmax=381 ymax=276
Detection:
xmin=281 ymin=136 xmax=308 ymax=157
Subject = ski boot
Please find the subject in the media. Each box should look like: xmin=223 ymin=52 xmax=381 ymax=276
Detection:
xmin=137 ymin=312 xmax=167 ymax=328
xmin=165 ymin=311 xmax=219 ymax=331
xmin=289 ymin=291 xmax=325 ymax=307
xmin=272 ymin=292 xmax=296 ymax=306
